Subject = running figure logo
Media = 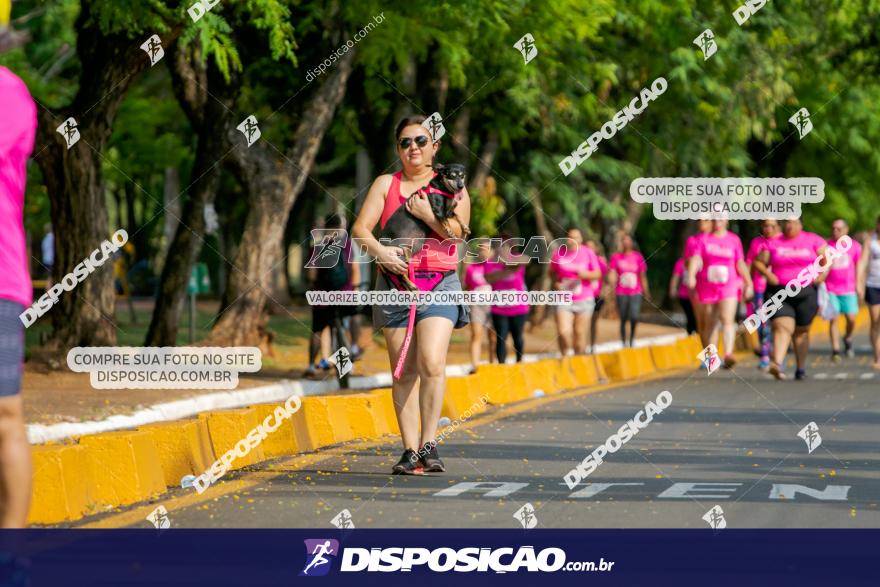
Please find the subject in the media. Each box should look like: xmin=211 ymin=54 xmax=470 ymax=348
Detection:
xmin=697 ymin=344 xmax=721 ymax=375
xmin=788 ymin=108 xmax=813 ymax=139
xmin=56 ymin=117 xmax=80 ymax=149
xmin=513 ymin=33 xmax=538 ymax=64
xmin=514 ymin=503 xmax=538 ymax=529
xmin=422 ymin=112 xmax=446 ymax=142
xmin=146 ymin=505 xmax=171 ymax=529
xmin=140 ymin=34 xmax=164 ymax=66
xmin=236 ymin=114 xmax=261 ymax=147
xmin=693 ymin=29 xmax=717 ymax=60
xmin=330 ymin=508 xmax=355 ymax=529
xmin=702 ymin=505 xmax=727 ymax=530
xmin=304 ymin=229 xmax=348 ymax=269
xmin=300 ymin=539 xmax=340 ymax=577
xmin=332 ymin=347 xmax=352 ymax=378
xmin=797 ymin=421 xmax=822 ymax=453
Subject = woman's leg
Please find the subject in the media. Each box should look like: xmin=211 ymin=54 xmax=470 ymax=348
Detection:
xmin=492 ymin=313 xmax=510 ymax=363
xmin=719 ymin=297 xmax=738 ymax=358
xmin=510 ymin=314 xmax=527 ymax=361
xmin=792 ymin=325 xmax=811 ymax=371
xmin=628 ymin=296 xmax=642 ymax=346
xmin=771 ymin=316 xmax=795 ymax=368
xmin=701 ymin=302 xmax=721 ymax=351
xmin=616 ymin=295 xmax=629 ymax=344
xmin=488 ymin=326 xmax=498 ymax=363
xmin=680 ymin=297 xmax=697 ymax=334
xmin=469 ymin=320 xmax=484 ymax=369
xmin=555 ymin=308 xmax=574 ymax=355
xmin=415 ymin=316 xmax=456 ymax=446
xmin=869 ymin=304 xmax=880 ymax=367
xmin=590 ymin=298 xmax=601 ymax=350
xmin=573 ymin=309 xmax=591 ymax=354
xmin=383 ymin=327 xmax=422 ymax=451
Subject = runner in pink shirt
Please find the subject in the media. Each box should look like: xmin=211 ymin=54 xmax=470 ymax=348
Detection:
xmin=550 ymin=227 xmax=601 ymax=355
xmin=682 ymin=219 xmax=712 ymax=336
xmin=485 ymin=238 xmax=530 ymax=363
xmin=0 ymin=61 xmax=37 ymax=527
xmin=463 ymin=240 xmax=497 ymax=371
xmin=746 ymin=220 xmax=781 ymax=369
xmin=668 ymin=258 xmax=696 ymax=334
xmin=586 ymin=239 xmax=608 ymax=353
xmin=825 ymin=219 xmax=862 ymax=361
xmin=686 ymin=219 xmax=752 ymax=368
xmin=753 ymin=218 xmax=829 ymax=380
xmin=609 ymin=234 xmax=650 ymax=346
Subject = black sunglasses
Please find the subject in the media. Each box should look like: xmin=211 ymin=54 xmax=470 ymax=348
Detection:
xmin=398 ymin=135 xmax=431 ymax=149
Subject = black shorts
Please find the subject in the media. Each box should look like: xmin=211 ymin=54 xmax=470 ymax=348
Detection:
xmin=311 ymin=305 xmax=355 ymax=332
xmin=866 ymin=286 xmax=880 ymax=306
xmin=766 ymin=284 xmax=818 ymax=327
xmin=594 ymin=296 xmax=605 ymax=313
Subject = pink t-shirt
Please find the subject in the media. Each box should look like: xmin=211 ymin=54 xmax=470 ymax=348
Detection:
xmin=694 ymin=231 xmax=744 ymax=299
xmin=825 ymin=238 xmax=861 ymax=294
xmin=672 ymin=258 xmax=689 ymax=299
xmin=684 ymin=233 xmax=708 ymax=259
xmin=610 ymin=251 xmax=647 ymax=295
xmin=0 ymin=67 xmax=36 ymax=308
xmin=484 ymin=259 xmax=529 ymax=316
xmin=765 ymin=231 xmax=827 ymax=285
xmin=746 ymin=235 xmax=777 ymax=294
xmin=550 ymin=244 xmax=599 ymax=301
xmin=593 ymin=255 xmax=608 ymax=298
xmin=464 ymin=261 xmax=490 ymax=291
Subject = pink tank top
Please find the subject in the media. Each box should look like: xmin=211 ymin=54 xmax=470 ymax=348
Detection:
xmin=379 ymin=172 xmax=458 ymax=271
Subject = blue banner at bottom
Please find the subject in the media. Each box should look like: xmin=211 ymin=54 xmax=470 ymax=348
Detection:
xmin=0 ymin=529 xmax=874 ymax=586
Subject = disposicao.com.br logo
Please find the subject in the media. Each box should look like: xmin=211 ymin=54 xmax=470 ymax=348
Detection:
xmin=301 ymin=543 xmax=613 ymax=575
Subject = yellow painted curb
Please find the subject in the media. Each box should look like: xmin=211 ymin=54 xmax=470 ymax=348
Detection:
xmin=78 ymin=430 xmax=166 ymax=508
xmin=323 ymin=395 xmax=355 ymax=443
xmin=568 ymin=355 xmax=602 ymax=386
xmin=368 ymin=388 xmax=400 ymax=435
xmin=138 ymin=419 xmax=215 ymax=485
xmin=29 ymin=444 xmax=91 ymax=525
xmin=476 ymin=364 xmax=518 ymax=405
xmin=342 ymin=393 xmax=389 ymax=440
xmin=599 ymin=347 xmax=656 ymax=381
xmin=650 ymin=342 xmax=689 ymax=370
xmin=462 ymin=374 xmax=490 ymax=413
xmin=198 ymin=408 xmax=265 ymax=469
xmin=292 ymin=396 xmax=347 ymax=452
xmin=250 ymin=403 xmax=300 ymax=458
xmin=555 ymin=358 xmax=579 ymax=390
xmin=442 ymin=376 xmax=476 ymax=420
xmin=522 ymin=361 xmax=556 ymax=396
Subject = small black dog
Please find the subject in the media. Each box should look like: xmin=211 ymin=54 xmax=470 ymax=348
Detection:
xmin=379 ymin=163 xmax=470 ymax=289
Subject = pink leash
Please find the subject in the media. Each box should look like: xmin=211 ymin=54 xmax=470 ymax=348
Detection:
xmin=393 ymin=263 xmax=417 ymax=380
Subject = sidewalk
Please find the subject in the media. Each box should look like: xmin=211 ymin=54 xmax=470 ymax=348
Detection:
xmin=22 ymin=305 xmax=682 ymax=429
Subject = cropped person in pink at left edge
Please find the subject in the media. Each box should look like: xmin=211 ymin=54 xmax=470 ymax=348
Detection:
xmin=0 ymin=61 xmax=37 ymax=527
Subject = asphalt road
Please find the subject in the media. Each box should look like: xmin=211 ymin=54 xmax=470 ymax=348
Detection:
xmin=82 ymin=334 xmax=880 ymax=530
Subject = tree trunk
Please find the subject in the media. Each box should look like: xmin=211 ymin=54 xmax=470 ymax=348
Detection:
xmin=31 ymin=5 xmax=182 ymax=362
xmin=469 ymin=129 xmax=498 ymax=193
xmin=145 ymin=48 xmax=237 ymax=346
xmin=527 ymin=188 xmax=554 ymax=330
xmin=207 ymin=51 xmax=355 ymax=345
xmin=159 ymin=166 xmax=181 ymax=271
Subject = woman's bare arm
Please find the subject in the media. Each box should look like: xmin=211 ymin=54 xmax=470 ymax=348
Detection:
xmin=351 ymin=175 xmax=408 ymax=275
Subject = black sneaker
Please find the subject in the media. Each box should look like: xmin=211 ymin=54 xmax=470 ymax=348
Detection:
xmin=419 ymin=442 xmax=445 ymax=472
xmin=795 ymin=368 xmax=807 ymax=380
xmin=391 ymin=449 xmax=424 ymax=475
xmin=844 ymin=338 xmax=855 ymax=358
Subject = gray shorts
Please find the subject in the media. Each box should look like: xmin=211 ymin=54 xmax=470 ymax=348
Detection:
xmin=373 ymin=271 xmax=471 ymax=329
xmin=0 ymin=300 xmax=24 ymax=396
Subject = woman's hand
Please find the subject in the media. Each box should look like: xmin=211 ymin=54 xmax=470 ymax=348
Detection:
xmin=377 ymin=245 xmax=409 ymax=275
xmin=405 ymin=190 xmax=435 ymax=223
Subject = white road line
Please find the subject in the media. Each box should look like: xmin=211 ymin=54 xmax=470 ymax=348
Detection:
xmin=859 ymin=373 xmax=876 ymax=380
xmin=833 ymin=373 xmax=849 ymax=380
xmin=815 ymin=373 xmax=829 ymax=379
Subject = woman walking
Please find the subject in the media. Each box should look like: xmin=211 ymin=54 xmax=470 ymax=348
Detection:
xmin=753 ymin=219 xmax=828 ymax=380
xmin=485 ymin=238 xmax=530 ymax=363
xmin=746 ymin=219 xmax=781 ymax=369
xmin=857 ymin=215 xmax=880 ymax=370
xmin=551 ymin=227 xmax=601 ymax=355
xmin=351 ymin=115 xmax=470 ymax=475
xmin=464 ymin=240 xmax=496 ymax=372
xmin=609 ymin=234 xmax=650 ymax=347
xmin=586 ymin=239 xmax=608 ymax=353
